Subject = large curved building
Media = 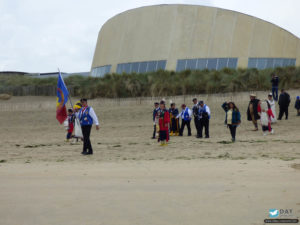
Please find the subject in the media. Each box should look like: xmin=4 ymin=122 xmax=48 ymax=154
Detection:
xmin=91 ymin=4 xmax=300 ymax=77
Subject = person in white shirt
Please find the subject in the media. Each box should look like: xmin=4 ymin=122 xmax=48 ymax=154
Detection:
xmin=75 ymin=98 xmax=99 ymax=155
xmin=198 ymin=101 xmax=211 ymax=138
xmin=267 ymin=93 xmax=276 ymax=123
xmin=177 ymin=104 xmax=192 ymax=136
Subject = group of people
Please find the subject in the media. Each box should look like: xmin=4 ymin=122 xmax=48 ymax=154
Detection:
xmin=152 ymin=99 xmax=211 ymax=146
xmin=152 ymin=73 xmax=300 ymax=145
xmin=64 ymin=98 xmax=99 ymax=155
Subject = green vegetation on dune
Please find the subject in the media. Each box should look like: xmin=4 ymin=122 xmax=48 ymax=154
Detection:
xmin=1 ymin=67 xmax=300 ymax=98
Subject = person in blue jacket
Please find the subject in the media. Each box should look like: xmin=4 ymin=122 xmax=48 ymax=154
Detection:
xmin=177 ymin=104 xmax=192 ymax=136
xmin=76 ymin=98 xmax=99 ymax=155
xmin=222 ymin=102 xmax=241 ymax=142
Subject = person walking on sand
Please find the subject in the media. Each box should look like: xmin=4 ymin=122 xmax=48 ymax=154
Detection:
xmin=169 ymin=103 xmax=180 ymax=136
xmin=157 ymin=100 xmax=170 ymax=146
xmin=177 ymin=104 xmax=192 ymax=136
xmin=278 ymin=89 xmax=290 ymax=120
xmin=247 ymin=94 xmax=260 ymax=131
xmin=76 ymin=98 xmax=99 ymax=155
xmin=259 ymin=100 xmax=274 ymax=136
xmin=152 ymin=102 xmax=160 ymax=139
xmin=222 ymin=102 xmax=241 ymax=142
xmin=267 ymin=93 xmax=276 ymax=123
xmin=271 ymin=73 xmax=279 ymax=101
xmin=197 ymin=101 xmax=211 ymax=138
xmin=192 ymin=98 xmax=200 ymax=138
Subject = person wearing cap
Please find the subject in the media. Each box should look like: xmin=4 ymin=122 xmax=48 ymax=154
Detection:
xmin=278 ymin=89 xmax=290 ymax=120
xmin=76 ymin=98 xmax=99 ymax=155
xmin=169 ymin=103 xmax=180 ymax=136
xmin=192 ymin=98 xmax=200 ymax=138
xmin=157 ymin=100 xmax=170 ymax=146
xmin=247 ymin=94 xmax=260 ymax=131
xmin=177 ymin=104 xmax=192 ymax=136
xmin=267 ymin=93 xmax=276 ymax=123
xmin=152 ymin=102 xmax=160 ymax=139
xmin=295 ymin=96 xmax=300 ymax=116
xmin=198 ymin=101 xmax=211 ymax=138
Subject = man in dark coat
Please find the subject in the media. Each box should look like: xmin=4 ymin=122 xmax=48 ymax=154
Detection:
xmin=247 ymin=94 xmax=260 ymax=131
xmin=278 ymin=89 xmax=290 ymax=120
xmin=192 ymin=98 xmax=200 ymax=138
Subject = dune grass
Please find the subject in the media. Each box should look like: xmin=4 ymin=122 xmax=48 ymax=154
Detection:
xmin=1 ymin=66 xmax=300 ymax=98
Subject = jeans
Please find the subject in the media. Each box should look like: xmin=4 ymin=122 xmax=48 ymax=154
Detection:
xmin=228 ymin=125 xmax=236 ymax=140
xmin=272 ymin=86 xmax=278 ymax=101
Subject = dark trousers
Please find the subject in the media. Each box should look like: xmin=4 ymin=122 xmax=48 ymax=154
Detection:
xmin=81 ymin=125 xmax=93 ymax=153
xmin=179 ymin=120 xmax=191 ymax=136
xmin=194 ymin=118 xmax=200 ymax=137
xmin=228 ymin=125 xmax=236 ymax=140
xmin=272 ymin=86 xmax=278 ymax=101
xmin=278 ymin=106 xmax=289 ymax=120
xmin=198 ymin=118 xmax=209 ymax=138
xmin=171 ymin=118 xmax=179 ymax=133
xmin=152 ymin=125 xmax=156 ymax=138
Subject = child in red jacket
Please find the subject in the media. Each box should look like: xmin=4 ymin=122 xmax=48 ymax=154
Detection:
xmin=259 ymin=100 xmax=274 ymax=136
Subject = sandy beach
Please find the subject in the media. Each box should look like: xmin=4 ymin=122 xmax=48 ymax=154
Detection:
xmin=0 ymin=92 xmax=300 ymax=224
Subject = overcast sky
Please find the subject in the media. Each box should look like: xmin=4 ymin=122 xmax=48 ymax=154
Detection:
xmin=0 ymin=0 xmax=299 ymax=73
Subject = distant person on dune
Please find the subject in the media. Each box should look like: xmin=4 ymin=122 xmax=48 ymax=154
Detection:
xmin=222 ymin=102 xmax=241 ymax=142
xmin=247 ymin=94 xmax=260 ymax=131
xmin=192 ymin=98 xmax=200 ymax=138
xmin=157 ymin=100 xmax=170 ymax=146
xmin=278 ymin=89 xmax=290 ymax=120
xmin=267 ymin=93 xmax=276 ymax=123
xmin=294 ymin=96 xmax=300 ymax=116
xmin=271 ymin=73 xmax=279 ymax=101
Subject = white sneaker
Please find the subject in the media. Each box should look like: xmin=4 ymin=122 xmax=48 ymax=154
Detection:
xmin=263 ymin=132 xmax=268 ymax=136
xmin=270 ymin=129 xmax=274 ymax=134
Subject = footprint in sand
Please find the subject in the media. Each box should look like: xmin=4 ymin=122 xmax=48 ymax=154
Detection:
xmin=291 ymin=163 xmax=300 ymax=170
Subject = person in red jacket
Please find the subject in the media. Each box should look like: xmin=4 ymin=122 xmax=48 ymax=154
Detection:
xmin=157 ymin=100 xmax=170 ymax=146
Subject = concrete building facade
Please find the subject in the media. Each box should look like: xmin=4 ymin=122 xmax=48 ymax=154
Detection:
xmin=91 ymin=4 xmax=300 ymax=77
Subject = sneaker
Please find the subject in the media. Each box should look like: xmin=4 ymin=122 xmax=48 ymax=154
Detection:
xmin=263 ymin=132 xmax=267 ymax=136
xmin=270 ymin=129 xmax=274 ymax=134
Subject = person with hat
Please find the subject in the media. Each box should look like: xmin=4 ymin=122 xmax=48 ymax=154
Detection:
xmin=152 ymin=102 xmax=160 ymax=139
xmin=76 ymin=98 xmax=99 ymax=155
xmin=247 ymin=94 xmax=260 ymax=131
xmin=267 ymin=93 xmax=276 ymax=123
xmin=169 ymin=103 xmax=180 ymax=136
xmin=192 ymin=98 xmax=200 ymax=138
xmin=157 ymin=100 xmax=170 ymax=146
xmin=198 ymin=100 xmax=211 ymax=138
xmin=177 ymin=104 xmax=192 ymax=136
xmin=278 ymin=89 xmax=290 ymax=120
xmin=295 ymin=96 xmax=300 ymax=116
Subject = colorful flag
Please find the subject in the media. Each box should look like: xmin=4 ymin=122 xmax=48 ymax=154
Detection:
xmin=56 ymin=73 xmax=69 ymax=124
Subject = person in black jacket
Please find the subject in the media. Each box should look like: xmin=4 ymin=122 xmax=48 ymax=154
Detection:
xmin=271 ymin=73 xmax=279 ymax=101
xmin=278 ymin=89 xmax=290 ymax=120
xmin=295 ymin=96 xmax=300 ymax=116
xmin=192 ymin=98 xmax=200 ymax=138
xmin=247 ymin=94 xmax=260 ymax=131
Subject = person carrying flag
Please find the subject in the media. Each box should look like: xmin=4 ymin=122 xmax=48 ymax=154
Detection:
xmin=76 ymin=98 xmax=100 ymax=155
